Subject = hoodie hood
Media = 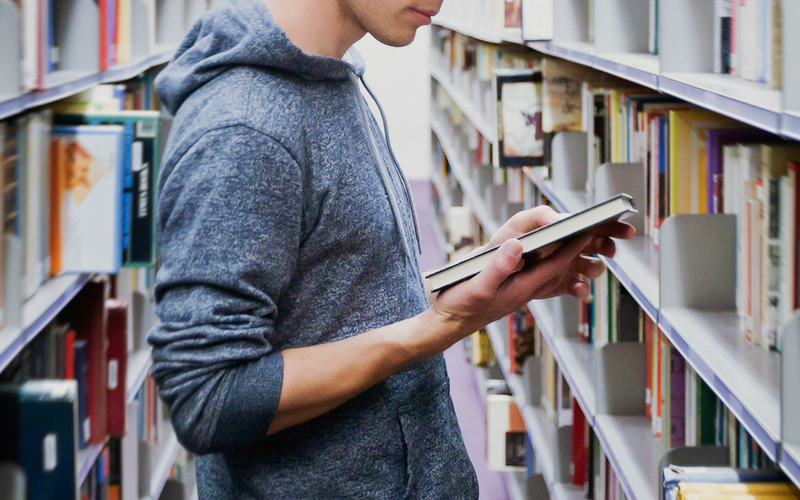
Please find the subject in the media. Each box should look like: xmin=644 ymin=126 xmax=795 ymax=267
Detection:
xmin=155 ymin=0 xmax=366 ymax=115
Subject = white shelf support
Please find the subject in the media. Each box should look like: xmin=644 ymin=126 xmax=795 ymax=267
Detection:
xmin=594 ymin=0 xmax=649 ymax=54
xmin=0 ymin=0 xmax=21 ymax=100
xmin=594 ymin=162 xmax=645 ymax=235
xmin=596 ymin=343 xmax=646 ymax=416
xmin=781 ymin=312 xmax=800 ymax=485
xmin=658 ymin=0 xmax=714 ymax=73
xmin=50 ymin=0 xmax=100 ymax=82
xmin=551 ymin=132 xmax=587 ymax=192
xmin=659 ymin=215 xmax=736 ymax=310
xmin=553 ymin=0 xmax=590 ymax=45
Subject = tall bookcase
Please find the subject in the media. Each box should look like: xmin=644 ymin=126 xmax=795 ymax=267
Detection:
xmin=0 ymin=0 xmax=208 ymax=498
xmin=430 ymin=3 xmax=800 ymax=500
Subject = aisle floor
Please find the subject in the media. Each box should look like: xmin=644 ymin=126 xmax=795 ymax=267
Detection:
xmin=411 ymin=181 xmax=511 ymax=500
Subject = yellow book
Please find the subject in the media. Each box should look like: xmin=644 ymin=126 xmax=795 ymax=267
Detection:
xmin=116 ymin=0 xmax=132 ymax=63
xmin=681 ymin=494 xmax=797 ymax=500
xmin=678 ymin=482 xmax=797 ymax=496
xmin=668 ymin=110 xmax=738 ymax=214
xmin=470 ymin=330 xmax=495 ymax=367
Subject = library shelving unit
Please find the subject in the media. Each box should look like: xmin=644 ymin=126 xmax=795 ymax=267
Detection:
xmin=429 ymin=3 xmax=800 ymax=498
xmin=0 ymin=0 xmax=207 ymax=498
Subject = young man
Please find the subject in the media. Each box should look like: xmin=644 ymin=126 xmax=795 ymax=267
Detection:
xmin=149 ymin=0 xmax=633 ymax=497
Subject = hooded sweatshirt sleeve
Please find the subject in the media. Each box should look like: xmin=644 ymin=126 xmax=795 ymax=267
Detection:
xmin=148 ymin=125 xmax=301 ymax=455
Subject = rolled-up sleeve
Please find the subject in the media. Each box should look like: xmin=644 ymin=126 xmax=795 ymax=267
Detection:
xmin=148 ymin=125 xmax=301 ymax=455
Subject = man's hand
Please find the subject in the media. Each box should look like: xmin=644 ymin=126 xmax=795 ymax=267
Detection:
xmin=424 ymin=205 xmax=635 ymax=345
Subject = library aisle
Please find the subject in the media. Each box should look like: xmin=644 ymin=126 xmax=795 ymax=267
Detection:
xmin=412 ymin=180 xmax=512 ymax=500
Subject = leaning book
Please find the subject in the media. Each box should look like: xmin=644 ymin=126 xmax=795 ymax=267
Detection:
xmin=425 ymin=194 xmax=637 ymax=292
xmin=51 ymin=125 xmax=124 ymax=274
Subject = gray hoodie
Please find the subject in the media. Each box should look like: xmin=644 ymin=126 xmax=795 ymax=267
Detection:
xmin=147 ymin=0 xmax=479 ymax=497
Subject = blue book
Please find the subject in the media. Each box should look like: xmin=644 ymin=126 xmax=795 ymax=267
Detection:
xmin=0 ymin=380 xmax=79 ymax=500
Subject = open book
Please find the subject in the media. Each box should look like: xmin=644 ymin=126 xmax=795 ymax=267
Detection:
xmin=425 ymin=194 xmax=637 ymax=292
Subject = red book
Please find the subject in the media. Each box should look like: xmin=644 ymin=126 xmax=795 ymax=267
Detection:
xmin=99 ymin=0 xmax=108 ymax=71
xmin=65 ymin=329 xmax=76 ymax=379
xmin=644 ymin=316 xmax=653 ymax=419
xmin=571 ymin=398 xmax=588 ymax=485
xmin=106 ymin=299 xmax=128 ymax=438
xmin=63 ymin=278 xmax=111 ymax=445
xmin=508 ymin=314 xmax=517 ymax=374
xmin=790 ymin=162 xmax=800 ymax=313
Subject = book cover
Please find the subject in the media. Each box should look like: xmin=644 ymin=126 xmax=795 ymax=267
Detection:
xmin=51 ymin=125 xmax=124 ymax=273
xmin=493 ymin=69 xmax=545 ymax=167
xmin=56 ymin=111 xmax=161 ymax=267
xmin=0 ymin=380 xmax=79 ymax=500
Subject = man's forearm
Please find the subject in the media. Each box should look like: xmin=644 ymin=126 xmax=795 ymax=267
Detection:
xmin=266 ymin=309 xmax=455 ymax=435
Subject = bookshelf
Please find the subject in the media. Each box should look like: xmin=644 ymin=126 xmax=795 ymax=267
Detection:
xmin=0 ymin=273 xmax=90 ymax=372
xmin=430 ymin=13 xmax=795 ymax=138
xmin=143 ymin=431 xmax=181 ymax=500
xmin=430 ymin=7 xmax=800 ymax=498
xmin=0 ymin=0 xmax=204 ymax=497
xmin=0 ymin=47 xmax=177 ymax=122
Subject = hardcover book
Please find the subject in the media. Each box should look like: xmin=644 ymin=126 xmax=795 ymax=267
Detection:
xmin=493 ymin=69 xmax=545 ymax=167
xmin=51 ymin=124 xmax=124 ymax=274
xmin=425 ymin=194 xmax=637 ymax=292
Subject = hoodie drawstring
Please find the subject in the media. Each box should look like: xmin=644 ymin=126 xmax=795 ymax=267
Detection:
xmin=357 ymin=76 xmax=423 ymax=256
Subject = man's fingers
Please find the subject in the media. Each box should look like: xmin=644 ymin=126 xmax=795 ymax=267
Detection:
xmin=505 ymin=206 xmax=563 ymax=235
xmin=576 ymin=255 xmax=606 ymax=279
xmin=470 ymin=239 xmax=524 ymax=295
xmin=587 ymin=220 xmax=636 ymax=239
xmin=507 ymin=234 xmax=592 ymax=293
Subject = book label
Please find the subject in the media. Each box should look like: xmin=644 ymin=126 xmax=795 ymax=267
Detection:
xmin=43 ymin=433 xmax=57 ymax=472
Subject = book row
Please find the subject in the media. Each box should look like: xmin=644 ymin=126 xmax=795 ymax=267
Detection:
xmin=0 ymin=265 xmax=170 ymax=500
xmin=467 ymin=294 xmax=798 ymax=500
xmin=435 ymin=0 xmax=782 ymax=89
xmin=431 ymin=33 xmax=800 ymax=354
xmin=0 ymin=76 xmax=164 ymax=331
xmin=0 ymin=0 xmax=203 ymax=99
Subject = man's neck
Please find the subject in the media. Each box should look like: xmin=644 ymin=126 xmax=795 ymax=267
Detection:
xmin=263 ymin=0 xmax=365 ymax=59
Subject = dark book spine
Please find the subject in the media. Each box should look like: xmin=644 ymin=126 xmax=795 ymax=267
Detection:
xmin=721 ymin=17 xmax=732 ymax=73
xmin=128 ymin=132 xmax=156 ymax=265
xmin=73 ymin=340 xmax=90 ymax=448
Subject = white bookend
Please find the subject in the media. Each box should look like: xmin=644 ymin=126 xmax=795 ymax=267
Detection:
xmin=121 ymin=399 xmax=139 ymax=500
xmin=3 ymin=234 xmax=23 ymax=328
xmin=0 ymin=0 xmax=21 ymax=98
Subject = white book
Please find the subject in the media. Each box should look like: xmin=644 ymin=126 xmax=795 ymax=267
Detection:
xmin=778 ymin=171 xmax=796 ymax=348
xmin=425 ymin=194 xmax=637 ymax=292
xmin=51 ymin=125 xmax=125 ymax=274
xmin=749 ymin=196 xmax=763 ymax=346
xmin=722 ymin=144 xmax=741 ymax=215
xmin=22 ymin=114 xmax=42 ymax=300
xmin=594 ymin=269 xmax=610 ymax=350
xmin=737 ymin=144 xmax=761 ymax=339
xmin=521 ymin=0 xmax=553 ymax=40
